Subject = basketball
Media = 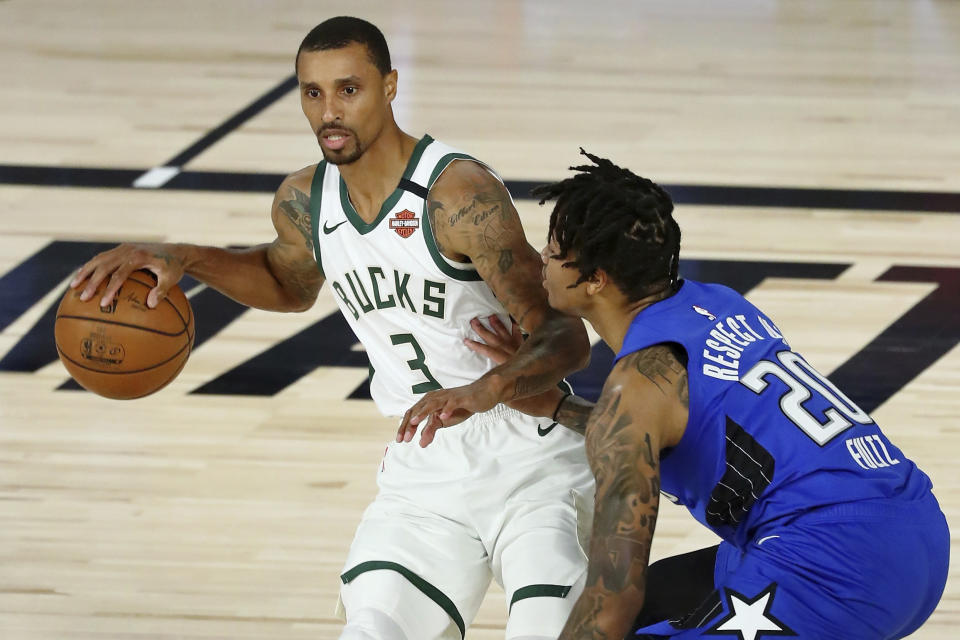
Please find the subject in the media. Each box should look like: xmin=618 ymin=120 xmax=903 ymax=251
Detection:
xmin=54 ymin=271 xmax=195 ymax=399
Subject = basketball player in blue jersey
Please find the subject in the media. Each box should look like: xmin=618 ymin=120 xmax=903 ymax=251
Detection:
xmin=448 ymin=151 xmax=950 ymax=639
xmin=69 ymin=16 xmax=596 ymax=640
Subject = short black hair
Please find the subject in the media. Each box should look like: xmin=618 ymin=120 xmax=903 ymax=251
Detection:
xmin=296 ymin=16 xmax=391 ymax=75
xmin=532 ymin=149 xmax=681 ymax=303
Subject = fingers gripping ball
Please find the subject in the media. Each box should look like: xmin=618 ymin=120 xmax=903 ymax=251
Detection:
xmin=55 ymin=271 xmax=194 ymax=399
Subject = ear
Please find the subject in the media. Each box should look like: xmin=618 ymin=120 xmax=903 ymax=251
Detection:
xmin=384 ymin=69 xmax=398 ymax=102
xmin=585 ymin=268 xmax=610 ymax=296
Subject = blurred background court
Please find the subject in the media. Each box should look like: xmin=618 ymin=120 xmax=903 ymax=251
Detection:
xmin=1 ymin=1 xmax=958 ymax=638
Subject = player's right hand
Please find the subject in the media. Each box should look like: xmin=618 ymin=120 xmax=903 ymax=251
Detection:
xmin=70 ymin=243 xmax=187 ymax=309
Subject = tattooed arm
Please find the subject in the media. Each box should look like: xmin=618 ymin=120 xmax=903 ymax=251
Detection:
xmin=71 ymin=166 xmax=324 ymax=312
xmin=430 ymin=160 xmax=590 ymax=392
xmin=180 ymin=168 xmax=325 ymax=311
xmin=397 ymin=160 xmax=590 ymax=445
xmin=560 ymin=345 xmax=689 ymax=640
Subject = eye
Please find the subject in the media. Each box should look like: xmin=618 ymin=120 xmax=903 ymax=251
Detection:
xmin=342 ymin=86 xmax=358 ymax=96
xmin=306 ymin=89 xmax=320 ymax=99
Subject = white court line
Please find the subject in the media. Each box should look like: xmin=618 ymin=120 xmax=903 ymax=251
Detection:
xmin=132 ymin=166 xmax=181 ymax=189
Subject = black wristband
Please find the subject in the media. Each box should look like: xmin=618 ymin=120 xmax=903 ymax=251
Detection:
xmin=552 ymin=392 xmax=572 ymax=422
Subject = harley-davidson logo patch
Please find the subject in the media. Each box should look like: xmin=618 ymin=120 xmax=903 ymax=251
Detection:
xmin=389 ymin=210 xmax=420 ymax=238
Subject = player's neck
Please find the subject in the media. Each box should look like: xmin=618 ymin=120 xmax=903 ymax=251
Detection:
xmin=338 ymin=126 xmax=420 ymax=224
xmin=587 ymin=290 xmax=671 ymax=353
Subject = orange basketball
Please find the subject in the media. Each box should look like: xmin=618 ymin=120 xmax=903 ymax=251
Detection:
xmin=54 ymin=271 xmax=195 ymax=399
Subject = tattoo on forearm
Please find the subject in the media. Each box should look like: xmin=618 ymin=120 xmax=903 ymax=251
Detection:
xmin=513 ymin=371 xmax=555 ymax=398
xmin=502 ymin=314 xmax=585 ymax=399
xmin=278 ymin=187 xmax=314 ymax=250
xmin=153 ymin=251 xmax=182 ymax=267
xmin=555 ymin=394 xmax=595 ymax=436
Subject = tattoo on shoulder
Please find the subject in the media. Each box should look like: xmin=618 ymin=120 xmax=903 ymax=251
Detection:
xmin=278 ymin=187 xmax=314 ymax=250
xmin=497 ymin=248 xmax=513 ymax=273
xmin=624 ymin=345 xmax=689 ymax=407
xmin=444 ymin=179 xmax=514 ymax=253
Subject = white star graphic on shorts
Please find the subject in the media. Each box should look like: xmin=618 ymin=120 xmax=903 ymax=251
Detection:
xmin=714 ymin=592 xmax=782 ymax=640
xmin=706 ymin=584 xmax=796 ymax=640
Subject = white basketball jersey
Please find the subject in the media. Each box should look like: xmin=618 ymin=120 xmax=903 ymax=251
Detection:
xmin=308 ymin=135 xmax=511 ymax=417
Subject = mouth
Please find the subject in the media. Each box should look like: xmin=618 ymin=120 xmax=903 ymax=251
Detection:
xmin=319 ymin=128 xmax=352 ymax=151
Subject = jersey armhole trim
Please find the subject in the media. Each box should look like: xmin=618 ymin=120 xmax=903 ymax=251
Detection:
xmin=308 ymin=160 xmax=327 ymax=276
xmin=421 ymin=153 xmax=484 ymax=282
xmin=341 ymin=560 xmax=466 ymax=638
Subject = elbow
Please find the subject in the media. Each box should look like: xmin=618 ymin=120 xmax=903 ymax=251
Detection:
xmin=276 ymin=280 xmax=321 ymax=312
xmin=285 ymin=297 xmax=316 ymax=313
xmin=272 ymin=288 xmax=317 ymax=313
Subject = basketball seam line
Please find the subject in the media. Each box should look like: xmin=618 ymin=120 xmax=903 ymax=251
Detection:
xmin=125 ymin=348 xmax=192 ymax=398
xmin=55 ymin=315 xmax=189 ymax=337
xmin=55 ymin=330 xmax=193 ymax=376
xmin=126 ymin=274 xmax=192 ymax=330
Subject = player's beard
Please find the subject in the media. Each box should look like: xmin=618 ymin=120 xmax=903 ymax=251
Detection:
xmin=318 ymin=125 xmax=364 ymax=165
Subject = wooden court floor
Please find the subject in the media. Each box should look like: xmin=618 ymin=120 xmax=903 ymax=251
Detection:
xmin=1 ymin=1 xmax=958 ymax=638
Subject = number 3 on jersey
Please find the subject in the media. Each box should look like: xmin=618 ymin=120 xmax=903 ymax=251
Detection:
xmin=391 ymin=333 xmax=442 ymax=394
xmin=740 ymin=350 xmax=873 ymax=446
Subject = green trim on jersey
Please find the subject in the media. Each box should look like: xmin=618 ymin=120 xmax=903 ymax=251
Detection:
xmin=509 ymin=583 xmax=573 ymax=612
xmin=340 ymin=134 xmax=434 ymax=235
xmin=341 ymin=560 xmax=465 ymax=638
xmin=308 ymin=160 xmax=327 ymax=276
xmin=421 ymin=153 xmax=484 ymax=282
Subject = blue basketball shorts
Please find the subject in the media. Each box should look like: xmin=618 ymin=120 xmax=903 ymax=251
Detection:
xmin=633 ymin=493 xmax=949 ymax=640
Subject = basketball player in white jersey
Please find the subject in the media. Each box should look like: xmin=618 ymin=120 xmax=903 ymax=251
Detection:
xmin=70 ymin=16 xmax=594 ymax=640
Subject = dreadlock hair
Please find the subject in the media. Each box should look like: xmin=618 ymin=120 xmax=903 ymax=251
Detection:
xmin=532 ymin=149 xmax=681 ymax=303
xmin=296 ymin=17 xmax=391 ymax=75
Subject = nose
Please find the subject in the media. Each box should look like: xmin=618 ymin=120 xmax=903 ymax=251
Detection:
xmin=321 ymin=97 xmax=341 ymax=124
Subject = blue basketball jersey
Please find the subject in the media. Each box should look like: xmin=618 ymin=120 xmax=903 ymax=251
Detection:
xmin=616 ymin=279 xmax=933 ymax=550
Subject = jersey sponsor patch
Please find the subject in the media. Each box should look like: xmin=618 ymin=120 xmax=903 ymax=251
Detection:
xmin=389 ymin=209 xmax=419 ymax=238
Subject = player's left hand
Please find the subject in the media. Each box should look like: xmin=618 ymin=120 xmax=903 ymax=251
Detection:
xmin=397 ymin=379 xmax=501 ymax=447
xmin=463 ymin=314 xmax=523 ymax=364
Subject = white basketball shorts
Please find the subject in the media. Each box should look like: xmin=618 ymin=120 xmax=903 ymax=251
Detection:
xmin=339 ymin=403 xmax=595 ymax=639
